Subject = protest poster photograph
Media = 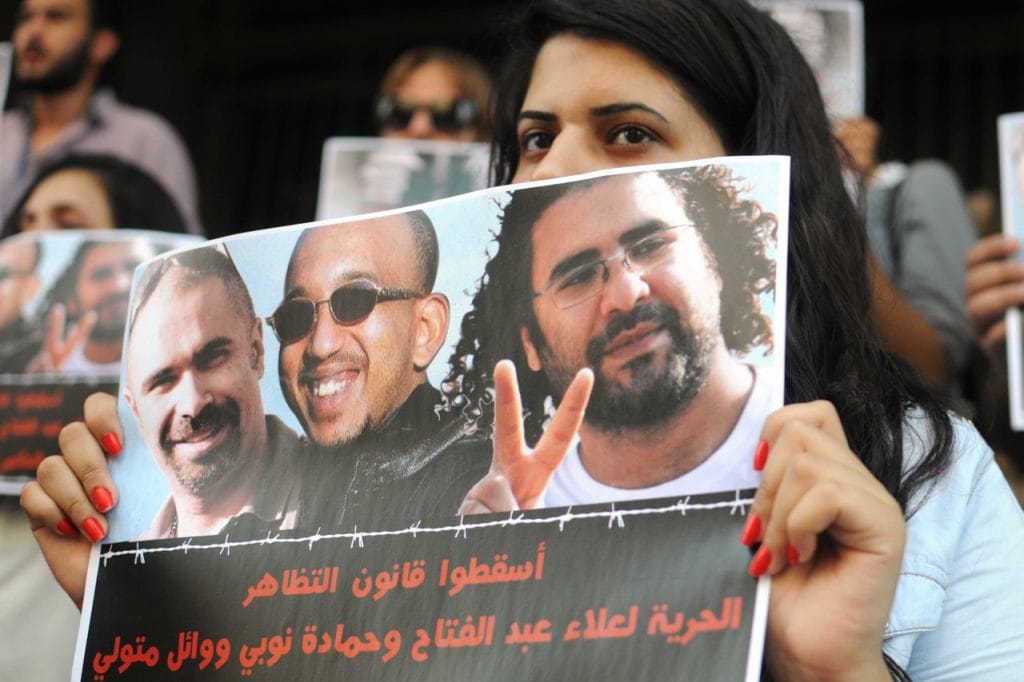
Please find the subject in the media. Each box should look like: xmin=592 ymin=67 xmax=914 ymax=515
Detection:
xmin=76 ymin=156 xmax=789 ymax=680
xmin=754 ymin=0 xmax=864 ymax=119
xmin=997 ymin=112 xmax=1024 ymax=430
xmin=0 ymin=230 xmax=200 ymax=494
xmin=315 ymin=137 xmax=489 ymax=221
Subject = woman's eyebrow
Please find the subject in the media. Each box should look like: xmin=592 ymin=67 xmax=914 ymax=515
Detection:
xmin=517 ymin=110 xmax=558 ymax=124
xmin=590 ymin=102 xmax=668 ymax=122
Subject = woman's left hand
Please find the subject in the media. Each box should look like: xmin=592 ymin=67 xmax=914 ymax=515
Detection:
xmin=746 ymin=401 xmax=905 ymax=681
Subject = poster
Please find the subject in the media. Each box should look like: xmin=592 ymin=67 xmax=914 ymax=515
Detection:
xmin=0 ymin=230 xmax=201 ymax=494
xmin=0 ymin=41 xmax=11 ymax=115
xmin=755 ymin=0 xmax=865 ymax=119
xmin=315 ymin=137 xmax=489 ymax=221
xmin=77 ymin=156 xmax=789 ymax=680
xmin=998 ymin=112 xmax=1024 ymax=430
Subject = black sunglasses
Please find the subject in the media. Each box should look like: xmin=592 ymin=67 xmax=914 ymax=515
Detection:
xmin=266 ymin=280 xmax=422 ymax=345
xmin=374 ymin=95 xmax=479 ymax=134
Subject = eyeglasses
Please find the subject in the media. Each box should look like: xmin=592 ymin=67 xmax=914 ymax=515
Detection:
xmin=266 ymin=280 xmax=423 ymax=345
xmin=374 ymin=95 xmax=479 ymax=134
xmin=533 ymin=224 xmax=692 ymax=310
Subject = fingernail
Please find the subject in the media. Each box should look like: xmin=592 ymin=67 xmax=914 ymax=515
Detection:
xmin=753 ymin=439 xmax=769 ymax=470
xmin=787 ymin=544 xmax=800 ymax=566
xmin=56 ymin=517 xmax=79 ymax=539
xmin=91 ymin=486 xmax=114 ymax=513
xmin=82 ymin=517 xmax=105 ymax=543
xmin=100 ymin=432 xmax=121 ymax=456
xmin=749 ymin=545 xmax=772 ymax=577
xmin=739 ymin=512 xmax=762 ymax=547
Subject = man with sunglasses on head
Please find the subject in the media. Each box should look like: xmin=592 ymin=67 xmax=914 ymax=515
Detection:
xmin=123 ymin=245 xmax=303 ymax=540
xmin=451 ymin=166 xmax=777 ymax=512
xmin=269 ymin=211 xmax=489 ymax=529
xmin=28 ymin=238 xmax=160 ymax=375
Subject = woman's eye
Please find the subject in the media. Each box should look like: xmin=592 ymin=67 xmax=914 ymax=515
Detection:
xmin=610 ymin=126 xmax=654 ymax=145
xmin=520 ymin=130 xmax=554 ymax=152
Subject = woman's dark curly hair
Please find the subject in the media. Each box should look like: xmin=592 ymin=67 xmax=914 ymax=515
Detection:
xmin=443 ymin=165 xmax=776 ymax=444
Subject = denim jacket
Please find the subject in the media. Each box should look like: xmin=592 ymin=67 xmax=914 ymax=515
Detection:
xmin=883 ymin=413 xmax=1024 ymax=678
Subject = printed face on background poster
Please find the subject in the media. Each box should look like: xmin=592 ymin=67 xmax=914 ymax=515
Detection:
xmin=71 ymin=241 xmax=152 ymax=343
xmin=522 ymin=173 xmax=725 ymax=427
xmin=275 ymin=215 xmax=448 ymax=447
xmin=124 ymin=266 xmax=266 ymax=494
xmin=0 ymin=237 xmax=40 ymax=330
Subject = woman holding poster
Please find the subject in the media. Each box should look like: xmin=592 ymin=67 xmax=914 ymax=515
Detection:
xmin=21 ymin=0 xmax=1024 ymax=680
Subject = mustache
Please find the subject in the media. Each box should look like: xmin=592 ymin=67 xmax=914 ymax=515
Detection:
xmin=22 ymin=37 xmax=45 ymax=55
xmin=585 ymin=301 xmax=681 ymax=366
xmin=161 ymin=399 xmax=241 ymax=451
xmin=298 ymin=349 xmax=365 ymax=381
xmin=86 ymin=291 xmax=131 ymax=318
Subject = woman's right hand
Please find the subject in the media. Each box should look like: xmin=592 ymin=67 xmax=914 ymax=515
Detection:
xmin=19 ymin=392 xmax=123 ymax=609
xmin=965 ymin=234 xmax=1024 ymax=353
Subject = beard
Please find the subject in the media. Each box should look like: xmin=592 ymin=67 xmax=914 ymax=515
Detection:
xmin=16 ymin=36 xmax=90 ymax=95
xmin=543 ymin=301 xmax=713 ymax=432
xmin=87 ymin=292 xmax=131 ymax=343
xmin=159 ymin=399 xmax=242 ymax=494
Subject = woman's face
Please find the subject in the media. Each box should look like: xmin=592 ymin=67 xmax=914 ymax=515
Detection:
xmin=17 ymin=168 xmax=115 ymax=231
xmin=381 ymin=60 xmax=478 ymax=142
xmin=512 ymin=34 xmax=726 ymax=184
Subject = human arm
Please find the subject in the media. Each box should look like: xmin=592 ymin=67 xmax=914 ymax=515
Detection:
xmin=745 ymin=401 xmax=905 ymax=682
xmin=877 ymin=161 xmax=978 ymax=390
xmin=885 ymin=417 xmax=1024 ymax=678
xmin=870 ymin=259 xmax=952 ymax=389
xmin=458 ymin=360 xmax=593 ymax=514
xmin=19 ymin=392 xmax=123 ymax=609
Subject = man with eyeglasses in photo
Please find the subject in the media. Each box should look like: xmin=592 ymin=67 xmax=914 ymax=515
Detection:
xmin=268 ymin=211 xmax=489 ymax=530
xmin=28 ymin=238 xmax=159 ymax=375
xmin=451 ymin=166 xmax=778 ymax=512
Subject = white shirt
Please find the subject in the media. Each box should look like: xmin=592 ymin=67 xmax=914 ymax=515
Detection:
xmin=58 ymin=342 xmax=121 ymax=377
xmin=544 ymin=365 xmax=771 ymax=506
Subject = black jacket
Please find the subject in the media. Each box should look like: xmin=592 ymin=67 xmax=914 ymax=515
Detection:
xmin=297 ymin=383 xmax=491 ymax=531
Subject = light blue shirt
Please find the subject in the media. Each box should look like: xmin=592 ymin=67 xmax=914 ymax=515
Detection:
xmin=884 ymin=413 xmax=1024 ymax=679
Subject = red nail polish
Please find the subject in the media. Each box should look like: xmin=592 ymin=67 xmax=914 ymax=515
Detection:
xmin=787 ymin=544 xmax=800 ymax=566
xmin=753 ymin=439 xmax=769 ymax=471
xmin=749 ymin=545 xmax=772 ymax=577
xmin=82 ymin=517 xmax=105 ymax=543
xmin=739 ymin=512 xmax=762 ymax=547
xmin=100 ymin=432 xmax=121 ymax=456
xmin=91 ymin=486 xmax=114 ymax=513
xmin=56 ymin=518 xmax=79 ymax=539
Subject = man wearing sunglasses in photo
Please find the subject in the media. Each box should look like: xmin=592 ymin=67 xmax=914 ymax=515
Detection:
xmin=269 ymin=212 xmax=489 ymax=530
xmin=123 ymin=245 xmax=303 ymax=540
xmin=453 ymin=167 xmax=777 ymax=513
